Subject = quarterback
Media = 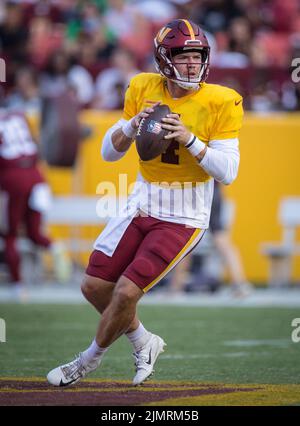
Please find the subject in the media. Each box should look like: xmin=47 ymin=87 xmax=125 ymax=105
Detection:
xmin=47 ymin=19 xmax=243 ymax=386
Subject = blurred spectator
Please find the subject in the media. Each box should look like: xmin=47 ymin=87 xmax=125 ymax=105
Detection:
xmin=133 ymin=0 xmax=178 ymax=25
xmin=68 ymin=61 xmax=94 ymax=107
xmin=75 ymin=35 xmax=111 ymax=79
xmin=212 ymin=17 xmax=251 ymax=68
xmin=40 ymin=50 xmax=94 ymax=107
xmin=93 ymin=47 xmax=140 ymax=110
xmin=250 ymin=78 xmax=281 ymax=112
xmin=103 ymin=0 xmax=139 ymax=39
xmin=39 ymin=50 xmax=72 ymax=96
xmin=103 ymin=0 xmax=153 ymax=64
xmin=0 ymin=2 xmax=29 ymax=87
xmin=190 ymin=0 xmax=244 ymax=34
xmin=228 ymin=16 xmax=252 ymax=56
xmin=213 ymin=48 xmax=249 ymax=69
xmin=27 ymin=16 xmax=64 ymax=70
xmin=6 ymin=67 xmax=41 ymax=115
xmin=0 ymin=2 xmax=28 ymax=62
xmin=252 ymin=32 xmax=291 ymax=68
xmin=272 ymin=0 xmax=299 ymax=33
xmin=76 ymin=29 xmax=117 ymax=79
xmin=81 ymin=2 xmax=102 ymax=34
xmin=22 ymin=0 xmax=63 ymax=25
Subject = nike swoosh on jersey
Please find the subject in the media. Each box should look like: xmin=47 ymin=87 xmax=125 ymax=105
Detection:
xmin=235 ymin=99 xmax=242 ymax=106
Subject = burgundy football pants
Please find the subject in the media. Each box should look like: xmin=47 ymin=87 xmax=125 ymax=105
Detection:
xmin=0 ymin=168 xmax=51 ymax=282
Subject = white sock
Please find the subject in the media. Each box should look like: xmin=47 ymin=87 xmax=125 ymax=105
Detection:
xmin=126 ymin=323 xmax=151 ymax=352
xmin=81 ymin=339 xmax=108 ymax=365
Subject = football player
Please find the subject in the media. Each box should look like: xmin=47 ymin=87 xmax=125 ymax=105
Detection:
xmin=47 ymin=19 xmax=243 ymax=387
xmin=0 ymin=109 xmax=71 ymax=296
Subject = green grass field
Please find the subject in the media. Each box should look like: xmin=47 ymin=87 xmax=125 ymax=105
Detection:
xmin=1 ymin=303 xmax=299 ymax=385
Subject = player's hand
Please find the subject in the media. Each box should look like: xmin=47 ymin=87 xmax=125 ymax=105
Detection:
xmin=161 ymin=114 xmax=191 ymax=145
xmin=131 ymin=101 xmax=161 ymax=129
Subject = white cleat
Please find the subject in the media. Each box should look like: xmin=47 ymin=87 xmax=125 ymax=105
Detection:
xmin=132 ymin=333 xmax=166 ymax=386
xmin=47 ymin=353 xmax=100 ymax=387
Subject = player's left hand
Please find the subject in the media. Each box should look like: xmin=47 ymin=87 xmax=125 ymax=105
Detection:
xmin=161 ymin=114 xmax=191 ymax=145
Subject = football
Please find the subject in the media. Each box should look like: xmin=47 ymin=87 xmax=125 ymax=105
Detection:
xmin=135 ymin=104 xmax=172 ymax=161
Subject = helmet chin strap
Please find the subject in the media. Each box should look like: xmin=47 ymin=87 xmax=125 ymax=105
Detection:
xmin=174 ymin=80 xmax=199 ymax=90
xmin=172 ymin=65 xmax=200 ymax=90
xmin=155 ymin=61 xmax=201 ymax=91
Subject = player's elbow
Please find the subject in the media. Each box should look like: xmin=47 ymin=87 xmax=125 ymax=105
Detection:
xmin=101 ymin=147 xmax=112 ymax=162
xmin=101 ymin=132 xmax=122 ymax=162
xmin=221 ymin=174 xmax=236 ymax=185
xmin=221 ymin=161 xmax=239 ymax=185
xmin=102 ymin=155 xmax=117 ymax=162
xmin=101 ymin=147 xmax=118 ymax=162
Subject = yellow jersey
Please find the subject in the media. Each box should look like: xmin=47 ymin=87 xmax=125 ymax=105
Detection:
xmin=123 ymin=73 xmax=243 ymax=185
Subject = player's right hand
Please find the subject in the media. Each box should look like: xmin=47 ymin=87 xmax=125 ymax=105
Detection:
xmin=131 ymin=101 xmax=161 ymax=129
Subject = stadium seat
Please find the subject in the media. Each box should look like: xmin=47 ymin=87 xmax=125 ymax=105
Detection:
xmin=261 ymin=197 xmax=300 ymax=286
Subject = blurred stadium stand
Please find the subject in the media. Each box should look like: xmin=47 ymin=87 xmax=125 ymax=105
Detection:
xmin=0 ymin=0 xmax=299 ymax=112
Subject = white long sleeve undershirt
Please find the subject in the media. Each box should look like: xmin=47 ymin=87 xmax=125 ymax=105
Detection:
xmin=200 ymin=139 xmax=240 ymax=185
xmin=101 ymin=119 xmax=240 ymax=185
xmin=101 ymin=119 xmax=130 ymax=162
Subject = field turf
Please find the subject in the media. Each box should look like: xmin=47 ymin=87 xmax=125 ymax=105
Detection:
xmin=1 ymin=303 xmax=300 ymax=406
xmin=0 ymin=303 xmax=299 ymax=385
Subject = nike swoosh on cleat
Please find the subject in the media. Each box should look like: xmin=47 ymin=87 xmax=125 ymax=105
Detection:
xmin=146 ymin=349 xmax=152 ymax=365
xmin=59 ymin=378 xmax=78 ymax=387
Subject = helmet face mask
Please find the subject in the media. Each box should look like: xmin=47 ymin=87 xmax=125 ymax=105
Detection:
xmin=154 ymin=19 xmax=210 ymax=90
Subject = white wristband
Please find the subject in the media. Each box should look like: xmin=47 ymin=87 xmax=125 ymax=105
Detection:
xmin=122 ymin=119 xmax=137 ymax=139
xmin=185 ymin=134 xmax=206 ymax=157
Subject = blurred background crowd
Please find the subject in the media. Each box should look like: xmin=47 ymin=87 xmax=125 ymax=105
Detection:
xmin=0 ymin=0 xmax=300 ymax=114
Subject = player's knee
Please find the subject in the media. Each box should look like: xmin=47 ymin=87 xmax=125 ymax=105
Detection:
xmin=112 ymin=279 xmax=141 ymax=309
xmin=112 ymin=286 xmax=132 ymax=309
xmin=81 ymin=277 xmax=99 ymax=299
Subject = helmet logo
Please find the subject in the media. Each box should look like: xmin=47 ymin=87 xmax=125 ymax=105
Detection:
xmin=181 ymin=19 xmax=196 ymax=40
xmin=157 ymin=27 xmax=172 ymax=43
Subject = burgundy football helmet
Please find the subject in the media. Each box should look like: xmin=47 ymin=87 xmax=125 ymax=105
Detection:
xmin=154 ymin=19 xmax=210 ymax=90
